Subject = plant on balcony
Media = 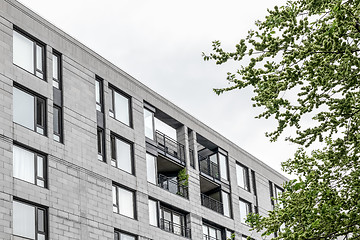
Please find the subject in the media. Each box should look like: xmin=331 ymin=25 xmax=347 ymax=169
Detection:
xmin=176 ymin=168 xmax=189 ymax=197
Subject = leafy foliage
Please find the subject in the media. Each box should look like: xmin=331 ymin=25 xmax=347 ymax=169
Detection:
xmin=204 ymin=0 xmax=360 ymax=239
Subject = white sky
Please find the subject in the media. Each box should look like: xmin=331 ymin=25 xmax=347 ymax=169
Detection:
xmin=17 ymin=0 xmax=298 ymax=178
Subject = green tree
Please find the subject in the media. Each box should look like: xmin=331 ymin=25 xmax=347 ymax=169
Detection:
xmin=203 ymin=0 xmax=360 ymax=239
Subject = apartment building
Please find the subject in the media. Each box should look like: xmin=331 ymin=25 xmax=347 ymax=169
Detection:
xmin=0 ymin=1 xmax=287 ymax=239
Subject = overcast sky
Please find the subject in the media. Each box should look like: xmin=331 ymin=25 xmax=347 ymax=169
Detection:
xmin=18 ymin=0 xmax=298 ymax=178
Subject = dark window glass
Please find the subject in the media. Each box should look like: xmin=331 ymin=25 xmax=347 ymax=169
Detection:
xmin=97 ymin=128 xmax=105 ymax=161
xmin=95 ymin=77 xmax=104 ymax=112
xmin=53 ymin=105 xmax=62 ymax=142
xmin=37 ymin=209 xmax=45 ymax=232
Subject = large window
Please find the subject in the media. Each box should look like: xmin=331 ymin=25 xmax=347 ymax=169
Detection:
xmin=148 ymin=199 xmax=158 ymax=226
xmin=109 ymin=87 xmax=131 ymax=126
xmin=111 ymin=135 xmax=133 ymax=174
xmin=53 ymin=105 xmax=62 ymax=142
xmin=218 ymin=153 xmax=228 ymax=181
xmin=144 ymin=108 xmax=154 ymax=140
xmin=13 ymin=145 xmax=46 ymax=187
xmin=95 ymin=77 xmax=104 ymax=112
xmin=13 ymin=86 xmax=46 ymax=135
xmin=114 ymin=230 xmax=136 ymax=240
xmin=13 ymin=29 xmax=45 ymax=79
xmin=160 ymin=206 xmax=187 ymax=237
xmin=221 ymin=191 xmax=231 ymax=218
xmin=236 ymin=163 xmax=250 ymax=191
xmin=52 ymin=51 xmax=61 ymax=88
xmin=203 ymin=224 xmax=221 ymax=240
xmin=13 ymin=200 xmax=47 ymax=240
xmin=112 ymin=184 xmax=135 ymax=219
xmin=146 ymin=153 xmax=157 ymax=184
xmin=239 ymin=199 xmax=251 ymax=225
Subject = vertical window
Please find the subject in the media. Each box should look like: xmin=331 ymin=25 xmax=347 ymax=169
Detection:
xmin=274 ymin=185 xmax=283 ymax=207
xmin=202 ymin=224 xmax=221 ymax=240
xmin=111 ymin=135 xmax=133 ymax=174
xmin=236 ymin=163 xmax=250 ymax=191
xmin=109 ymin=87 xmax=131 ymax=126
xmin=53 ymin=105 xmax=62 ymax=142
xmin=97 ymin=128 xmax=105 ymax=161
xmin=222 ymin=191 xmax=231 ymax=218
xmin=13 ymin=86 xmax=46 ymax=135
xmin=52 ymin=52 xmax=61 ymax=88
xmin=218 ymin=153 xmax=228 ymax=181
xmin=226 ymin=230 xmax=234 ymax=239
xmin=148 ymin=199 xmax=158 ymax=226
xmin=146 ymin=153 xmax=157 ymax=184
xmin=114 ymin=230 xmax=136 ymax=240
xmin=112 ymin=184 xmax=135 ymax=219
xmin=239 ymin=199 xmax=251 ymax=225
xmin=13 ymin=145 xmax=46 ymax=187
xmin=95 ymin=77 xmax=104 ymax=112
xmin=13 ymin=29 xmax=45 ymax=79
xmin=159 ymin=206 xmax=187 ymax=237
xmin=144 ymin=108 xmax=154 ymax=140
xmin=13 ymin=200 xmax=47 ymax=240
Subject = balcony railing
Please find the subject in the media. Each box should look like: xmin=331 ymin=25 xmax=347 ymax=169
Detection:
xmin=155 ymin=130 xmax=185 ymax=165
xmin=158 ymin=174 xmax=189 ymax=199
xmin=203 ymin=235 xmax=220 ymax=240
xmin=199 ymin=154 xmax=220 ymax=180
xmin=160 ymin=218 xmax=191 ymax=238
xmin=201 ymin=193 xmax=223 ymax=214
xmin=189 ymin=148 xmax=195 ymax=168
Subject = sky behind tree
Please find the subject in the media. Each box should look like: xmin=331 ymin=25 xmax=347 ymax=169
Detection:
xmin=18 ymin=0 xmax=296 ymax=178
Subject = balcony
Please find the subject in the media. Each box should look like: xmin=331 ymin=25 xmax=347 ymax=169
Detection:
xmin=203 ymin=235 xmax=220 ymax=240
xmin=158 ymin=174 xmax=188 ymax=199
xmin=201 ymin=193 xmax=223 ymax=214
xmin=199 ymin=154 xmax=220 ymax=180
xmin=160 ymin=218 xmax=191 ymax=238
xmin=155 ymin=130 xmax=186 ymax=165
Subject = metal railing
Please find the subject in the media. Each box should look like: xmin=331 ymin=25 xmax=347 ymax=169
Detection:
xmin=158 ymin=174 xmax=189 ymax=199
xmin=198 ymin=154 xmax=220 ymax=180
xmin=203 ymin=234 xmax=220 ymax=240
xmin=155 ymin=130 xmax=185 ymax=165
xmin=160 ymin=218 xmax=191 ymax=238
xmin=189 ymin=148 xmax=195 ymax=168
xmin=201 ymin=193 xmax=224 ymax=214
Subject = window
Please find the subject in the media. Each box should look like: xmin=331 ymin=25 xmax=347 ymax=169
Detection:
xmin=111 ymin=135 xmax=133 ymax=174
xmin=159 ymin=206 xmax=187 ymax=237
xmin=239 ymin=199 xmax=251 ymax=225
xmin=13 ymin=145 xmax=46 ymax=187
xmin=109 ymin=87 xmax=131 ymax=126
xmin=218 ymin=153 xmax=228 ymax=181
xmin=53 ymin=105 xmax=62 ymax=142
xmin=146 ymin=153 xmax=157 ymax=184
xmin=222 ymin=191 xmax=231 ymax=218
xmin=203 ymin=224 xmax=221 ymax=240
xmin=52 ymin=51 xmax=61 ymax=88
xmin=236 ymin=163 xmax=250 ymax=191
xmin=148 ymin=199 xmax=158 ymax=226
xmin=114 ymin=230 xmax=136 ymax=240
xmin=225 ymin=230 xmax=234 ymax=239
xmin=144 ymin=108 xmax=154 ymax=140
xmin=95 ymin=77 xmax=104 ymax=112
xmin=13 ymin=29 xmax=45 ymax=79
xmin=97 ymin=128 xmax=105 ymax=161
xmin=13 ymin=200 xmax=47 ymax=240
xmin=274 ymin=185 xmax=283 ymax=207
xmin=112 ymin=184 xmax=135 ymax=219
xmin=13 ymin=86 xmax=46 ymax=135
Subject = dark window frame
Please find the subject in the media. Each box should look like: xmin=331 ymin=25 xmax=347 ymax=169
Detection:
xmin=112 ymin=183 xmax=137 ymax=220
xmin=13 ymin=198 xmax=48 ymax=240
xmin=13 ymin=84 xmax=47 ymax=136
xmin=236 ymin=162 xmax=250 ymax=191
xmin=114 ymin=229 xmax=138 ymax=240
xmin=109 ymin=85 xmax=133 ymax=128
xmin=97 ymin=127 xmax=105 ymax=162
xmin=110 ymin=133 xmax=135 ymax=175
xmin=53 ymin=105 xmax=62 ymax=143
xmin=159 ymin=205 xmax=187 ymax=236
xmin=13 ymin=142 xmax=47 ymax=188
xmin=239 ymin=198 xmax=252 ymax=225
xmin=13 ymin=26 xmax=46 ymax=80
xmin=52 ymin=50 xmax=62 ymax=89
xmin=95 ymin=76 xmax=104 ymax=112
